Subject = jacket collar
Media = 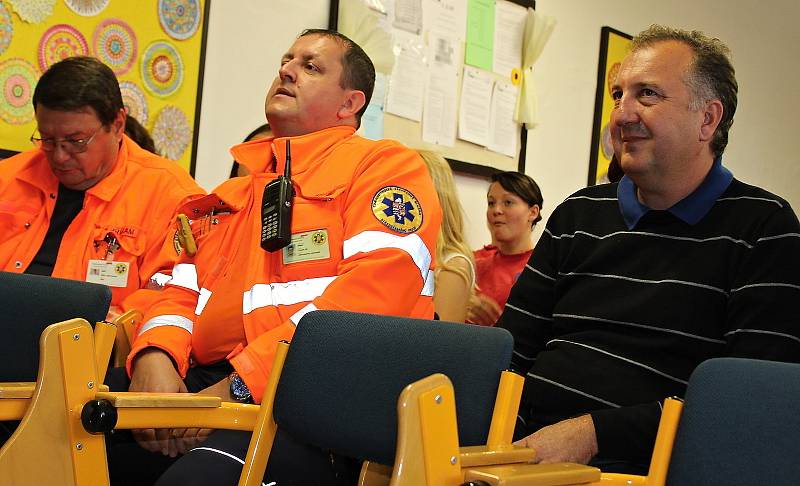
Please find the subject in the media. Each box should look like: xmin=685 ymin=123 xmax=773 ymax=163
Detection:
xmin=230 ymin=126 xmax=357 ymax=176
xmin=617 ymin=157 xmax=733 ymax=229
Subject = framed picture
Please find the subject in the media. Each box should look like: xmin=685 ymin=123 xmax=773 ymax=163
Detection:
xmin=329 ymin=0 xmax=534 ymax=177
xmin=0 ymin=0 xmax=211 ymax=175
xmin=587 ymin=26 xmax=632 ymax=185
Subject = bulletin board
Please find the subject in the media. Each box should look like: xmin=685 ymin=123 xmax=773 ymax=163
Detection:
xmin=0 ymin=0 xmax=210 ymax=175
xmin=587 ymin=26 xmax=631 ymax=185
xmin=330 ymin=0 xmax=534 ymax=177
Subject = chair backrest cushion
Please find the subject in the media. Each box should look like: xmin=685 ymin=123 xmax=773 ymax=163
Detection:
xmin=0 ymin=271 xmax=111 ymax=381
xmin=273 ymin=310 xmax=514 ymax=466
xmin=667 ymin=357 xmax=800 ymax=485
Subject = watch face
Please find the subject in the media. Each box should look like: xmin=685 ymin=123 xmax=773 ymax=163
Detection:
xmin=230 ymin=374 xmax=252 ymax=403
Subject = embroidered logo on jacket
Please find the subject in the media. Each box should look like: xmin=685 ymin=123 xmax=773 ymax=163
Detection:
xmin=371 ymin=186 xmax=423 ymax=233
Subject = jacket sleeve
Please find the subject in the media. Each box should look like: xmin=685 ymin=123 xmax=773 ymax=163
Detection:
xmin=229 ymin=144 xmax=442 ymax=403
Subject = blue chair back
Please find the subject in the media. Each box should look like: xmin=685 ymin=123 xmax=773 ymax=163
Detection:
xmin=0 ymin=272 xmax=111 ymax=381
xmin=273 ymin=310 xmax=514 ymax=466
xmin=667 ymin=357 xmax=800 ymax=485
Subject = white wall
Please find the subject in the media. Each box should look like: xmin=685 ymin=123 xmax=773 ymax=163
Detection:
xmin=195 ymin=0 xmax=800 ymax=249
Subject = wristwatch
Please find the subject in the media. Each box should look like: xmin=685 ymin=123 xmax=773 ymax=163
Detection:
xmin=229 ymin=371 xmax=254 ymax=404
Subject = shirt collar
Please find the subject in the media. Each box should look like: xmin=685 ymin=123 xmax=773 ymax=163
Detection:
xmin=617 ymin=157 xmax=733 ymax=229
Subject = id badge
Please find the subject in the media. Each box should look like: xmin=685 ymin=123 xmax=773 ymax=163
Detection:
xmin=283 ymin=229 xmax=330 ymax=265
xmin=86 ymin=260 xmax=130 ymax=288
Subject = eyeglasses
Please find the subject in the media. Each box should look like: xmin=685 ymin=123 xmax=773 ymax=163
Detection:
xmin=30 ymin=126 xmax=103 ymax=154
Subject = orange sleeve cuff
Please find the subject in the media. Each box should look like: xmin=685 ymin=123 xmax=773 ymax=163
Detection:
xmin=228 ymin=321 xmax=296 ymax=403
xmin=126 ymin=326 xmax=192 ymax=378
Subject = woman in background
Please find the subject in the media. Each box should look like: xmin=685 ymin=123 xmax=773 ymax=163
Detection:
xmin=468 ymin=171 xmax=543 ymax=326
xmin=418 ymin=150 xmax=475 ymax=322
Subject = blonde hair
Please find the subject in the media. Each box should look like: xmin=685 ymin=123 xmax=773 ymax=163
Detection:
xmin=417 ymin=150 xmax=475 ymax=288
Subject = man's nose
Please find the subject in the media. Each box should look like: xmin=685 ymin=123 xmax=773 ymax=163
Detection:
xmin=278 ymin=61 xmax=296 ymax=83
xmin=51 ymin=143 xmax=71 ymax=162
xmin=612 ymin=94 xmax=639 ymax=126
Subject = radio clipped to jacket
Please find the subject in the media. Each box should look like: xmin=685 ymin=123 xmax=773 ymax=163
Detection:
xmin=260 ymin=139 xmax=294 ymax=252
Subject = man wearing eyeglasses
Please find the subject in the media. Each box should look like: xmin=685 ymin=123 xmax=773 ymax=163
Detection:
xmin=0 ymin=56 xmax=204 ymax=317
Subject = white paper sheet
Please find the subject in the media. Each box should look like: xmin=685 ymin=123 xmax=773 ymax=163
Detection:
xmin=488 ymin=80 xmax=519 ymax=157
xmin=423 ymin=0 xmax=467 ymax=41
xmin=385 ymin=35 xmax=427 ymax=122
xmin=457 ymin=66 xmax=493 ymax=146
xmin=360 ymin=73 xmax=389 ymax=140
xmin=492 ymin=0 xmax=527 ymax=77
xmin=422 ymin=33 xmax=459 ymax=146
xmin=392 ymin=0 xmax=423 ymax=34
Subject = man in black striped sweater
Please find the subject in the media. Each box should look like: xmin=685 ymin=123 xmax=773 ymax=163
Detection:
xmin=500 ymin=25 xmax=800 ymax=473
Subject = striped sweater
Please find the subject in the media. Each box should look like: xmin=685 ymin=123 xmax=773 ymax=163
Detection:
xmin=499 ymin=163 xmax=800 ymax=468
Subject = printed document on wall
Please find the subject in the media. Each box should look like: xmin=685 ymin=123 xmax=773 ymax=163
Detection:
xmin=386 ymin=32 xmax=427 ymax=122
xmin=422 ymin=32 xmax=460 ymax=146
xmin=492 ymin=0 xmax=526 ymax=77
xmin=458 ymin=66 xmax=493 ymax=146
xmin=488 ymin=80 xmax=519 ymax=157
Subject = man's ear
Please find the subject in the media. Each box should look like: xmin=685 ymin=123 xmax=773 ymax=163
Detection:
xmin=699 ymin=99 xmax=723 ymax=142
xmin=112 ymin=108 xmax=126 ymax=137
xmin=337 ymin=90 xmax=366 ymax=121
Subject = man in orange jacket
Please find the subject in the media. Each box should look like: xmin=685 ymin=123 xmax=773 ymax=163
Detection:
xmin=0 ymin=56 xmax=204 ymax=317
xmin=119 ymin=29 xmax=441 ymax=485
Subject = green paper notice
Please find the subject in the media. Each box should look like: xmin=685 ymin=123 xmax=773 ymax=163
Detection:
xmin=465 ymin=0 xmax=495 ymax=70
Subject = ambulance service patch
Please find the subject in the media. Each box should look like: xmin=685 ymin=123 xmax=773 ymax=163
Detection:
xmin=371 ymin=186 xmax=423 ymax=233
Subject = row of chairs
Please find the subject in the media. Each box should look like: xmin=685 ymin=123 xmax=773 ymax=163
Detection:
xmin=1 ymin=271 xmax=798 ymax=485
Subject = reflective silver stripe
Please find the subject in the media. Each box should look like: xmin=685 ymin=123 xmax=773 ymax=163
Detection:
xmin=195 ymin=288 xmax=212 ymax=315
xmin=149 ymin=272 xmax=172 ymax=287
xmin=421 ymin=269 xmax=435 ymax=297
xmin=289 ymin=303 xmax=318 ymax=326
xmin=527 ymin=373 xmax=620 ymax=408
xmin=343 ymin=231 xmax=431 ymax=281
xmin=169 ymin=264 xmax=200 ymax=292
xmin=242 ymin=276 xmax=336 ymax=315
xmin=138 ymin=314 xmax=193 ymax=335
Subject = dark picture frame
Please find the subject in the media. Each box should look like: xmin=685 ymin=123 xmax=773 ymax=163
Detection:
xmin=587 ymin=26 xmax=632 ymax=186
xmin=329 ymin=0 xmax=534 ymax=178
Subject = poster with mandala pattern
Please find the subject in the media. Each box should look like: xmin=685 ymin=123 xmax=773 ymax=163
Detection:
xmin=158 ymin=0 xmax=200 ymax=40
xmin=0 ymin=57 xmax=38 ymax=125
xmin=64 ymin=0 xmax=109 ymax=17
xmin=92 ymin=18 xmax=136 ymax=75
xmin=0 ymin=1 xmax=12 ymax=56
xmin=7 ymin=0 xmax=54 ymax=23
xmin=141 ymin=40 xmax=183 ymax=98
xmin=0 ymin=0 xmax=209 ymax=174
xmin=119 ymin=80 xmax=148 ymax=125
xmin=152 ymin=105 xmax=191 ymax=161
xmin=38 ymin=24 xmax=88 ymax=72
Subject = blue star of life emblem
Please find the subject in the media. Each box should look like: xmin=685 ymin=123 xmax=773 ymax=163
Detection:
xmin=383 ymin=193 xmax=416 ymax=224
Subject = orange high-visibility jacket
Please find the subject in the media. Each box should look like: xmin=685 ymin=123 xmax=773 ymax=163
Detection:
xmin=128 ymin=126 xmax=441 ymax=402
xmin=0 ymin=135 xmax=205 ymax=308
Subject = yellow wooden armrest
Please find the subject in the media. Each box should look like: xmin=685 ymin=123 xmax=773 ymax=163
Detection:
xmin=95 ymin=391 xmax=221 ymax=408
xmin=460 ymin=444 xmax=537 ymax=468
xmin=0 ymin=383 xmax=35 ymax=399
xmin=464 ymin=463 xmax=601 ymax=486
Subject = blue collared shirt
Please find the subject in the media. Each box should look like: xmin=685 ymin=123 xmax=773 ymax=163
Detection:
xmin=617 ymin=157 xmax=734 ymax=229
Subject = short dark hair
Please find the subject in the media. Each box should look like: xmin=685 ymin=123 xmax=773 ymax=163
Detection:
xmin=490 ymin=171 xmax=544 ymax=226
xmin=32 ymin=56 xmax=123 ymax=126
xmin=632 ymin=25 xmax=738 ymax=158
xmin=124 ymin=115 xmax=156 ymax=154
xmin=299 ymin=29 xmax=375 ymax=125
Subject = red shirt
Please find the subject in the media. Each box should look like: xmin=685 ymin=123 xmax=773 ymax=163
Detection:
xmin=473 ymin=245 xmax=532 ymax=311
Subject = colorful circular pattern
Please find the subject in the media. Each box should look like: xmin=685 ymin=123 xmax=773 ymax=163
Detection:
xmin=8 ymin=0 xmax=55 ymax=23
xmin=0 ymin=58 xmax=39 ymax=125
xmin=38 ymin=24 xmax=89 ymax=72
xmin=141 ymin=40 xmax=183 ymax=97
xmin=158 ymin=0 xmax=200 ymax=41
xmin=119 ymin=81 xmax=149 ymax=126
xmin=152 ymin=105 xmax=191 ymax=161
xmin=0 ymin=1 xmax=13 ymax=56
xmin=64 ymin=0 xmax=109 ymax=16
xmin=93 ymin=19 xmax=137 ymax=75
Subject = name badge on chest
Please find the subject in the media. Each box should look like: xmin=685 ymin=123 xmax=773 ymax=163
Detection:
xmin=86 ymin=260 xmax=130 ymax=288
xmin=283 ymin=229 xmax=330 ymax=265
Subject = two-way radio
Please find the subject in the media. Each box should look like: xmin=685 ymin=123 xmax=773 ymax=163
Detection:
xmin=260 ymin=139 xmax=294 ymax=252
